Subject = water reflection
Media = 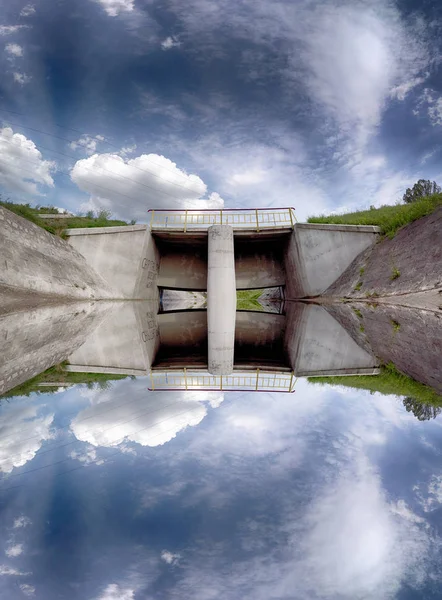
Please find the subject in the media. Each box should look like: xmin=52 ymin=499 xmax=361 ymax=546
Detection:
xmin=1 ymin=295 xmax=442 ymax=599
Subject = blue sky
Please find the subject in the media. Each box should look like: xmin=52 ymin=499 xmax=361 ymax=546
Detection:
xmin=1 ymin=378 xmax=442 ymax=599
xmin=0 ymin=0 xmax=442 ymax=220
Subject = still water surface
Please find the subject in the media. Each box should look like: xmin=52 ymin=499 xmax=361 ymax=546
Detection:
xmin=1 ymin=376 xmax=442 ymax=599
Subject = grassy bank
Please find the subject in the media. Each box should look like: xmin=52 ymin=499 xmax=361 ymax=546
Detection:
xmin=307 ymin=193 xmax=442 ymax=238
xmin=1 ymin=363 xmax=129 ymax=399
xmin=236 ymin=289 xmax=264 ymax=311
xmin=309 ymin=363 xmax=441 ymax=406
xmin=0 ymin=200 xmax=132 ymax=237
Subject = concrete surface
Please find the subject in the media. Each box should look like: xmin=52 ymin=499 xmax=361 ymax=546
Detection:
xmin=67 ymin=225 xmax=160 ymax=299
xmin=326 ymin=302 xmax=442 ymax=393
xmin=0 ymin=301 xmax=112 ymax=395
xmin=284 ymin=302 xmax=380 ymax=377
xmin=325 ymin=207 xmax=442 ymax=301
xmin=67 ymin=301 xmax=160 ymax=375
xmin=0 ymin=206 xmax=113 ymax=300
xmin=160 ymin=290 xmax=207 ymax=311
xmin=234 ymin=237 xmax=287 ymax=289
xmin=207 ymin=225 xmax=236 ymax=375
xmin=285 ymin=223 xmax=380 ymax=298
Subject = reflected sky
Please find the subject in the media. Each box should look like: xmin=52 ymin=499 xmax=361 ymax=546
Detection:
xmin=1 ymin=378 xmax=442 ymax=599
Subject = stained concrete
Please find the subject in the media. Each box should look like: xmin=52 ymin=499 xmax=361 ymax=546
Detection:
xmin=325 ymin=207 xmax=442 ymax=301
xmin=284 ymin=302 xmax=380 ymax=377
xmin=66 ymin=225 xmax=160 ymax=300
xmin=285 ymin=223 xmax=380 ymax=298
xmin=0 ymin=301 xmax=112 ymax=395
xmin=0 ymin=206 xmax=113 ymax=300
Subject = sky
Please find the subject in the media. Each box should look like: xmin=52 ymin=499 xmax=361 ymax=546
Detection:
xmin=0 ymin=0 xmax=442 ymax=221
xmin=1 ymin=378 xmax=442 ymax=599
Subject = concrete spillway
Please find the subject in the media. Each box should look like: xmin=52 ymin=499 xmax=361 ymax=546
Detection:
xmin=207 ymin=225 xmax=236 ymax=375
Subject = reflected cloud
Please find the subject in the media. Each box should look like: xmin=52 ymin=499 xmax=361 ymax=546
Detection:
xmin=70 ymin=379 xmax=223 ymax=449
xmin=0 ymin=405 xmax=54 ymax=474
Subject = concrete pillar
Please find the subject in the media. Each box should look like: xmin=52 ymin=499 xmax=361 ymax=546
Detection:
xmin=207 ymin=225 xmax=236 ymax=375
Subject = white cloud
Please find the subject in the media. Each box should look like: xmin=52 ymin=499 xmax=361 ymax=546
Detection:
xmin=70 ymin=151 xmax=223 ymax=220
xmin=70 ymin=134 xmax=105 ymax=155
xmin=13 ymin=72 xmax=31 ymax=85
xmin=0 ymin=564 xmax=29 ymax=576
xmin=161 ymin=36 xmax=181 ymax=50
xmin=161 ymin=550 xmax=181 ymax=565
xmin=120 ymin=144 xmax=137 ymax=156
xmin=95 ymin=583 xmax=135 ymax=600
xmin=0 ymin=403 xmax=55 ymax=474
xmin=5 ymin=43 xmax=23 ymax=57
xmin=70 ymin=446 xmax=104 ymax=466
xmin=20 ymin=4 xmax=35 ymax=17
xmin=390 ymin=75 xmax=427 ymax=101
xmin=0 ymin=25 xmax=28 ymax=35
xmin=5 ymin=544 xmax=23 ymax=558
xmin=19 ymin=584 xmax=35 ymax=597
xmin=70 ymin=380 xmax=223 ymax=449
xmin=13 ymin=517 xmax=31 ymax=529
xmin=93 ymin=0 xmax=134 ymax=17
xmin=0 ymin=127 xmax=55 ymax=195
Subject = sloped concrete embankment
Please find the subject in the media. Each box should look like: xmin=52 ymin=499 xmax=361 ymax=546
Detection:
xmin=0 ymin=206 xmax=113 ymax=306
xmin=325 ymin=303 xmax=442 ymax=394
xmin=325 ymin=207 xmax=442 ymax=302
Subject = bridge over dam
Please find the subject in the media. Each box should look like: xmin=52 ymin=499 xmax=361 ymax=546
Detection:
xmin=0 ymin=206 xmax=386 ymax=395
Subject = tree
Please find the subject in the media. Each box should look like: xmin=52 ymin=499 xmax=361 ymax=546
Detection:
xmin=402 ymin=179 xmax=441 ymax=204
xmin=402 ymin=397 xmax=442 ymax=421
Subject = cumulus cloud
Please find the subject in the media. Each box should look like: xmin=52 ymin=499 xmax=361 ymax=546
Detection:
xmin=5 ymin=544 xmax=24 ymax=558
xmin=70 ymin=134 xmax=105 ymax=155
xmin=70 ymin=380 xmax=223 ymax=449
xmin=5 ymin=43 xmax=23 ymax=57
xmin=70 ymin=152 xmax=223 ymax=220
xmin=20 ymin=4 xmax=35 ymax=16
xmin=95 ymin=583 xmax=134 ymax=600
xmin=161 ymin=36 xmax=181 ymax=50
xmin=0 ymin=404 xmax=55 ymax=474
xmin=0 ymin=127 xmax=55 ymax=194
xmin=13 ymin=72 xmax=31 ymax=85
xmin=93 ymin=0 xmax=134 ymax=17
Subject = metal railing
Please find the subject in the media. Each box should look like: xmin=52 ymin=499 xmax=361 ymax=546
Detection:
xmin=148 ymin=208 xmax=296 ymax=232
xmin=148 ymin=368 xmax=296 ymax=393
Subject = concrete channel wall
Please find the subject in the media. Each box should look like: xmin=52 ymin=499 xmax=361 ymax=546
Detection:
xmin=66 ymin=225 xmax=160 ymax=299
xmin=0 ymin=206 xmax=113 ymax=301
xmin=284 ymin=223 xmax=380 ymax=298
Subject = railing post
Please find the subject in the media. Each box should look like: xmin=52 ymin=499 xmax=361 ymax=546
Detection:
xmin=220 ymin=210 xmax=223 ymax=225
xmin=150 ymin=369 xmax=155 ymax=391
xmin=184 ymin=210 xmax=188 ymax=233
xmin=150 ymin=210 xmax=155 ymax=231
xmin=255 ymin=368 xmax=260 ymax=391
xmin=289 ymin=209 xmax=294 ymax=229
xmin=184 ymin=367 xmax=188 ymax=390
xmin=220 ymin=375 xmax=223 ymax=391
xmin=255 ymin=209 xmax=259 ymax=232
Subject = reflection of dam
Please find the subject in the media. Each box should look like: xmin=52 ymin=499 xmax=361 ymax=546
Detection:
xmin=1 ymin=207 xmax=384 ymax=395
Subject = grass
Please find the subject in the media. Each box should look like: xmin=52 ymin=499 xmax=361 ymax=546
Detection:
xmin=354 ymin=281 xmax=363 ymax=291
xmin=309 ymin=363 xmax=441 ymax=406
xmin=390 ymin=266 xmax=401 ymax=280
xmin=391 ymin=319 xmax=401 ymax=333
xmin=1 ymin=362 xmax=129 ymax=400
xmin=0 ymin=200 xmax=132 ymax=237
xmin=236 ymin=289 xmax=264 ymax=311
xmin=307 ymin=193 xmax=442 ymax=238
xmin=352 ymin=308 xmax=363 ymax=319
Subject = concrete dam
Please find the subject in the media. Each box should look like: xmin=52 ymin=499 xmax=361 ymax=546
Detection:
xmin=1 ymin=207 xmax=386 ymax=395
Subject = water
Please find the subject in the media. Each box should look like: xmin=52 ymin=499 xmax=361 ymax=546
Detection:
xmin=1 ymin=298 xmax=442 ymax=599
xmin=1 ymin=376 xmax=442 ymax=599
